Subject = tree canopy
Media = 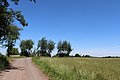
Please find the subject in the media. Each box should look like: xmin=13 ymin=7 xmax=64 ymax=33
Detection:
xmin=57 ymin=40 xmax=72 ymax=57
xmin=47 ymin=40 xmax=55 ymax=57
xmin=0 ymin=0 xmax=36 ymax=7
xmin=3 ymin=25 xmax=22 ymax=56
xmin=0 ymin=3 xmax=27 ymax=44
xmin=11 ymin=48 xmax=19 ymax=55
xmin=0 ymin=0 xmax=35 ymax=56
xmin=37 ymin=37 xmax=48 ymax=56
xmin=37 ymin=37 xmax=55 ymax=57
xmin=20 ymin=39 xmax=34 ymax=57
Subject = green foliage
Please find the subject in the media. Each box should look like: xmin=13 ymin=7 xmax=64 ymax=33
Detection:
xmin=57 ymin=40 xmax=62 ymax=52
xmin=47 ymin=40 xmax=55 ymax=57
xmin=0 ymin=0 xmax=36 ymax=6
xmin=74 ymin=53 xmax=81 ymax=57
xmin=0 ymin=0 xmax=35 ymax=56
xmin=57 ymin=40 xmax=72 ymax=57
xmin=37 ymin=37 xmax=48 ymax=56
xmin=0 ymin=55 xmax=9 ymax=71
xmin=11 ymin=48 xmax=19 ymax=55
xmin=2 ymin=25 xmax=22 ymax=57
xmin=33 ymin=57 xmax=120 ymax=80
xmin=0 ymin=6 xmax=27 ymax=43
xmin=0 ymin=0 xmax=36 ymax=42
xmin=82 ymin=55 xmax=91 ymax=57
xmin=37 ymin=37 xmax=55 ymax=57
xmin=20 ymin=39 xmax=34 ymax=57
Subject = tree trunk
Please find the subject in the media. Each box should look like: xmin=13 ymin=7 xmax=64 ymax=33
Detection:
xmin=7 ymin=40 xmax=13 ymax=57
xmin=7 ymin=46 xmax=10 ymax=57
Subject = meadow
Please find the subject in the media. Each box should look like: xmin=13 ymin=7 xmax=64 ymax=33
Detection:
xmin=32 ymin=57 xmax=120 ymax=80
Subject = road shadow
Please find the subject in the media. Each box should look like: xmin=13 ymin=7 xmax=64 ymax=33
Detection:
xmin=4 ymin=65 xmax=26 ymax=72
xmin=0 ymin=73 xmax=3 ymax=76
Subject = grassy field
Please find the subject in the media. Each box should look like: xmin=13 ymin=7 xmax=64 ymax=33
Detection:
xmin=32 ymin=57 xmax=120 ymax=80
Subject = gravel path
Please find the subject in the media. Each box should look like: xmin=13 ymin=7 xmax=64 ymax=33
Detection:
xmin=0 ymin=58 xmax=48 ymax=80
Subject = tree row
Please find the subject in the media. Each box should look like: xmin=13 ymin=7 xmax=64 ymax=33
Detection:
xmin=19 ymin=37 xmax=72 ymax=57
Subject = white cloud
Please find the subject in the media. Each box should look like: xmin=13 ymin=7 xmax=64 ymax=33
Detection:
xmin=70 ymin=46 xmax=120 ymax=57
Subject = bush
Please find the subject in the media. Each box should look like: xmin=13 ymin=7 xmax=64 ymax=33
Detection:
xmin=0 ymin=55 xmax=9 ymax=71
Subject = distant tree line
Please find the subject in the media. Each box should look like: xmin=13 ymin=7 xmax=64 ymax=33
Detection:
xmin=74 ymin=54 xmax=91 ymax=57
xmin=18 ymin=37 xmax=95 ymax=57
xmin=18 ymin=37 xmax=73 ymax=57
xmin=102 ymin=56 xmax=120 ymax=58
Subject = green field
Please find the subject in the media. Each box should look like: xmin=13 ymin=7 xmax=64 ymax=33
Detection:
xmin=32 ymin=57 xmax=120 ymax=80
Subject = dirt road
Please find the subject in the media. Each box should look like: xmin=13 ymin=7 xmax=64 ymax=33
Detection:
xmin=0 ymin=58 xmax=48 ymax=80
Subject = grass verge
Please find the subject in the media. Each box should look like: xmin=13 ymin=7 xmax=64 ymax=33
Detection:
xmin=0 ymin=56 xmax=9 ymax=71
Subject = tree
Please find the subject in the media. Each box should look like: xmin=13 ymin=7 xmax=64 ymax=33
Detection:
xmin=0 ymin=0 xmax=36 ymax=29
xmin=0 ymin=4 xmax=28 ymax=44
xmin=47 ymin=40 xmax=55 ymax=57
xmin=62 ymin=40 xmax=68 ymax=51
xmin=37 ymin=37 xmax=48 ymax=56
xmin=11 ymin=48 xmax=19 ymax=55
xmin=57 ymin=40 xmax=63 ymax=55
xmin=20 ymin=39 xmax=34 ymax=57
xmin=37 ymin=37 xmax=55 ymax=57
xmin=66 ymin=42 xmax=72 ymax=56
xmin=20 ymin=40 xmax=26 ymax=56
xmin=74 ymin=53 xmax=81 ymax=57
xmin=82 ymin=55 xmax=91 ymax=57
xmin=57 ymin=40 xmax=72 ymax=57
xmin=0 ymin=0 xmax=35 ymax=56
xmin=25 ymin=40 xmax=34 ymax=54
xmin=0 ymin=0 xmax=36 ymax=6
xmin=3 ymin=25 xmax=22 ymax=57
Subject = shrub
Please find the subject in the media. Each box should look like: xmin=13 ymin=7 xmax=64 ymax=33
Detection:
xmin=0 ymin=55 xmax=9 ymax=71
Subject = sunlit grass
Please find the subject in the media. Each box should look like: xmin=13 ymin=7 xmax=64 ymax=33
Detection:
xmin=32 ymin=57 xmax=120 ymax=80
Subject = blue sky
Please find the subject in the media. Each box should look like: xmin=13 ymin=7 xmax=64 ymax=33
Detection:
xmin=1 ymin=0 xmax=120 ymax=56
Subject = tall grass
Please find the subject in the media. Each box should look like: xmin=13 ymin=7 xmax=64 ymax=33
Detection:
xmin=32 ymin=57 xmax=120 ymax=80
xmin=0 ymin=56 xmax=9 ymax=71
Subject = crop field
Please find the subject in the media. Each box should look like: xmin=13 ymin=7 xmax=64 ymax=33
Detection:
xmin=32 ymin=57 xmax=120 ymax=80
